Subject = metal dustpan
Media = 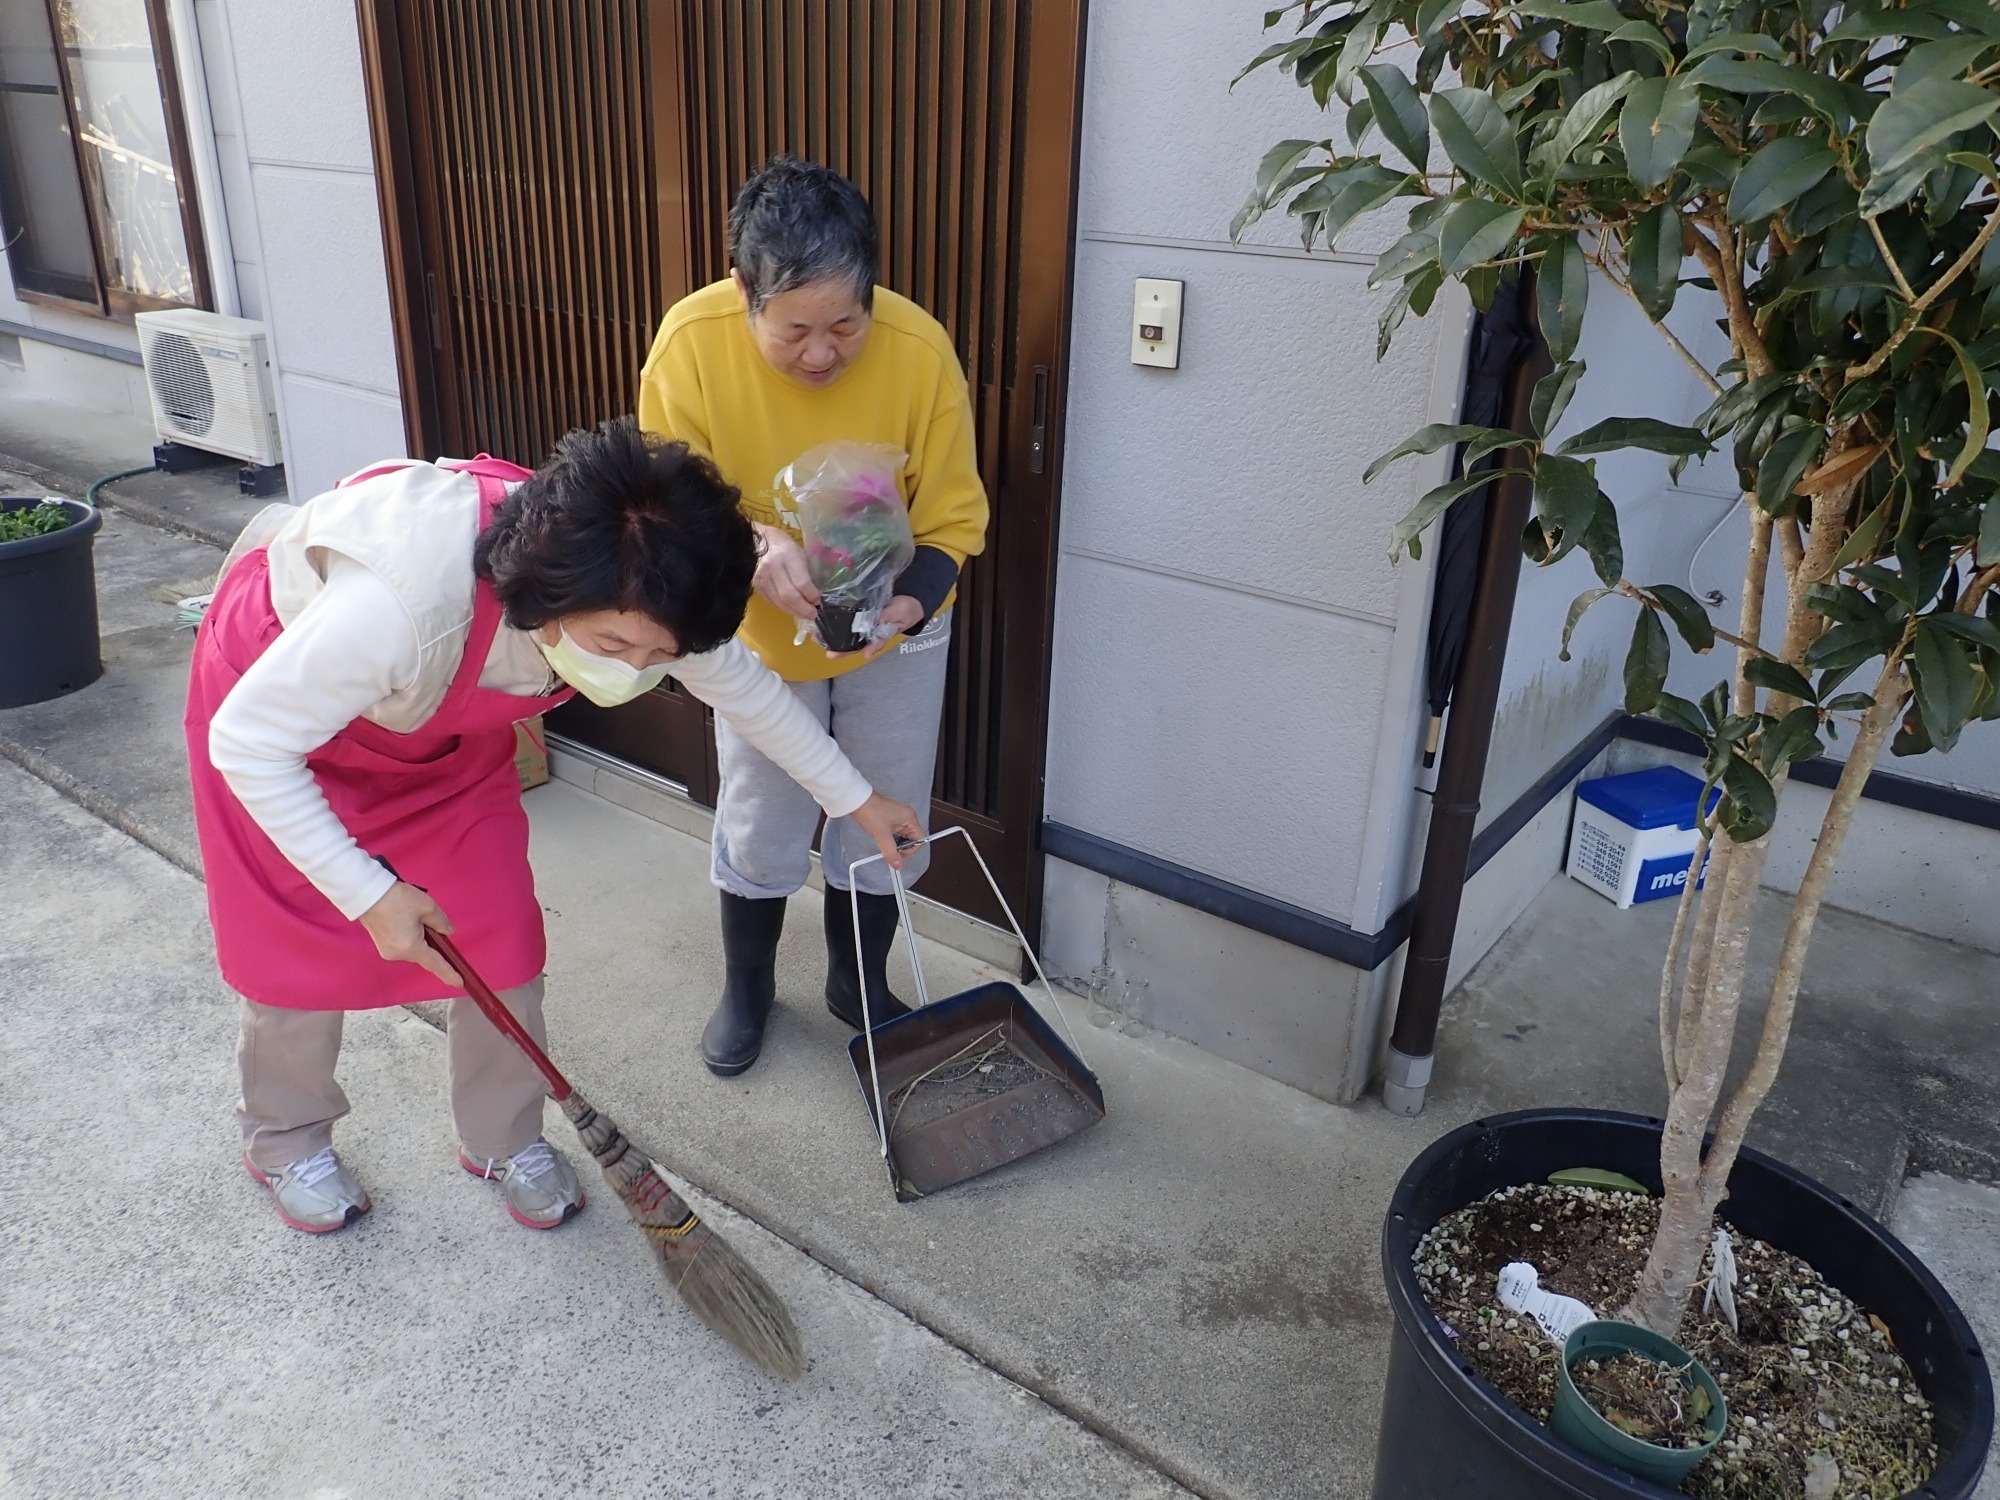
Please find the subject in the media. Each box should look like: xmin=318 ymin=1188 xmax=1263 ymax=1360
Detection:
xmin=846 ymin=827 xmax=1105 ymax=1201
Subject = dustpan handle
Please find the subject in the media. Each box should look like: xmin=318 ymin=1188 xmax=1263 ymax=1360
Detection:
xmin=847 ymin=825 xmax=1087 ymax=1161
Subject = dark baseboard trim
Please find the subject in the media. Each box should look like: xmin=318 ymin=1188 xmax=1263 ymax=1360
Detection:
xmin=1043 ymin=711 xmax=2000 ymax=973
xmin=0 ymin=317 xmax=143 ymax=367
xmin=1615 ymin=714 xmax=2000 ymax=833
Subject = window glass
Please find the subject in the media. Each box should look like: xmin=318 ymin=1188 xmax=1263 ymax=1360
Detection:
xmin=0 ymin=3 xmax=100 ymax=303
xmin=55 ymin=0 xmax=193 ymax=304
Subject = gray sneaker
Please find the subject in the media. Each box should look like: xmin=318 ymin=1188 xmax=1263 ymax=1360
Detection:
xmin=459 ymin=1139 xmax=584 ymax=1229
xmin=244 ymin=1147 xmax=371 ymax=1233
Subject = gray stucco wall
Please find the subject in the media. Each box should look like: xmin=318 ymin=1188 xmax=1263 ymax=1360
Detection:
xmin=1044 ymin=0 xmax=1468 ymax=928
xmin=198 ymin=0 xmax=407 ymax=503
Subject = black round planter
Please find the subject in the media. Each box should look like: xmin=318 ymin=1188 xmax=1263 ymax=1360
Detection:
xmin=816 ymin=599 xmax=867 ymax=654
xmin=0 ymin=496 xmax=102 ymax=709
xmin=1374 ymin=1108 xmax=1994 ymax=1499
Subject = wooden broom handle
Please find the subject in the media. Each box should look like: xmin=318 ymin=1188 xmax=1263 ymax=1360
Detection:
xmin=425 ymin=930 xmax=573 ymax=1102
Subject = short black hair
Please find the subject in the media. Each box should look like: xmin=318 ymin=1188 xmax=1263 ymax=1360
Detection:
xmin=475 ymin=417 xmax=755 ymax=657
xmin=728 ymin=154 xmax=879 ymax=314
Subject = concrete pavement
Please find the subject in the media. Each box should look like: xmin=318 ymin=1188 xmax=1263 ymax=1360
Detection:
xmin=0 ymin=760 xmax=1190 ymax=1500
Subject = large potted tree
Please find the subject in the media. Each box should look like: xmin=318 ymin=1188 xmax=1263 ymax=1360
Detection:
xmin=0 ymin=493 xmax=102 ymax=708
xmin=1238 ymin=0 xmax=1997 ymax=1495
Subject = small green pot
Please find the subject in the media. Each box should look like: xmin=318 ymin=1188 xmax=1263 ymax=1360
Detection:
xmin=1550 ymin=1320 xmax=1727 ymax=1488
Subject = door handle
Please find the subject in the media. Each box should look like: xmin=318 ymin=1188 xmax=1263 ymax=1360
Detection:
xmin=1028 ymin=365 xmax=1048 ymax=476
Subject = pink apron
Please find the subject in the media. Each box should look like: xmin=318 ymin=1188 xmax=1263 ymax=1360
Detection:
xmin=184 ymin=457 xmax=574 ymax=1010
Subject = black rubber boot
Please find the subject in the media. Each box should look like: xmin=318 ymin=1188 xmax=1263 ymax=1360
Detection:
xmin=700 ymin=893 xmax=787 ymax=1077
xmin=824 ymin=885 xmax=912 ymax=1031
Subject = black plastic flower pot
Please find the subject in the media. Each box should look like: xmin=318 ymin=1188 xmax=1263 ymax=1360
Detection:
xmin=0 ymin=497 xmax=102 ymax=709
xmin=816 ymin=599 xmax=866 ymax=654
xmin=1373 ymin=1108 xmax=1994 ymax=1499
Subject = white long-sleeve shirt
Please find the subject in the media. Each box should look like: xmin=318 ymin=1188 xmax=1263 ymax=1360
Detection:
xmin=208 ymin=552 xmax=870 ymax=921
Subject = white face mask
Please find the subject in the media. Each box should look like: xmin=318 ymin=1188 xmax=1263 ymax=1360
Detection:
xmin=535 ymin=626 xmax=670 ymax=707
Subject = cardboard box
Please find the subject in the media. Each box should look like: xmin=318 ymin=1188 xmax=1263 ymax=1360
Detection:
xmin=514 ymin=716 xmax=549 ymax=791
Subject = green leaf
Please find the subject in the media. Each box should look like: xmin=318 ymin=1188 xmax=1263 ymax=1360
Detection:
xmin=1369 ymin=228 xmax=1441 ymax=289
xmin=1510 ymin=0 xmax=1629 ymax=28
xmin=1390 ymin=471 xmax=1497 ymax=559
xmin=1431 ymin=88 xmax=1525 ymax=195
xmin=1911 ymin=617 xmax=1979 ymax=749
xmin=1549 ymin=71 xmax=1639 ymax=164
xmin=1416 ymin=0 xmax=1462 ymax=42
xmin=1979 ymin=499 xmax=2000 ymax=566
xmin=1620 ymin=75 xmax=1701 ymax=192
xmin=1234 ymin=139 xmax=1320 ymax=241
xmin=1655 ymin=693 xmax=1710 ymax=739
xmin=1859 ymin=153 xmax=1942 ymax=217
xmin=1548 ymin=1168 xmax=1651 ymax=1194
xmin=1628 ymin=206 xmax=1684 ymax=322
xmin=1928 ymin=613 xmax=2000 ymax=652
xmin=1688 ymin=57 xmax=1852 ymax=127
xmin=1745 ymin=655 xmax=1818 ymax=701
xmin=1363 ymin=422 xmax=1530 ymax=484
xmin=1560 ymin=587 xmax=1615 ymax=660
xmin=1825 ymin=691 xmax=1876 ymax=711
xmin=1755 ymin=425 xmax=1823 ymax=515
xmin=1759 ymin=704 xmax=1826 ymax=773
xmin=1538 ymin=235 xmax=1588 ymax=363
xmin=1605 ymin=18 xmax=1676 ymax=66
xmin=1556 ymin=417 xmax=1713 ymax=458
xmin=1581 ymin=495 xmax=1625 ymax=586
xmin=1440 ymin=200 xmax=1528 ymax=275
xmin=1830 ymin=499 xmax=1892 ymax=574
xmin=1321 ymin=166 xmax=1423 ymax=246
xmin=1647 ymin=583 xmax=1716 ymax=651
xmin=1531 ymin=360 xmax=1586 ymax=439
xmin=1935 ymin=331 xmax=1992 ymax=488
xmin=1681 ymin=32 xmax=1789 ymax=64
xmin=1624 ymin=606 xmax=1672 ymax=714
xmin=1359 ymin=64 xmax=1432 ymax=173
xmin=1534 ymin=453 xmax=1602 ymax=561
xmin=1728 ymin=138 xmax=1839 ymax=224
xmin=1895 ymin=38 xmax=2000 ymax=95
xmin=1867 ymin=78 xmax=2000 ymax=182
xmin=1718 ymin=752 xmax=1778 ymax=842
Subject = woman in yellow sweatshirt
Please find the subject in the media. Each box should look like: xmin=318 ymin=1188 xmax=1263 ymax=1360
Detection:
xmin=637 ymin=157 xmax=990 ymax=1077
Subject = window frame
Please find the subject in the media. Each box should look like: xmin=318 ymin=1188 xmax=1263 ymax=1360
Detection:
xmin=0 ymin=0 xmax=212 ymax=320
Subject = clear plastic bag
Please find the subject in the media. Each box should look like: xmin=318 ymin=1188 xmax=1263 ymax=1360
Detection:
xmin=775 ymin=441 xmax=915 ymax=652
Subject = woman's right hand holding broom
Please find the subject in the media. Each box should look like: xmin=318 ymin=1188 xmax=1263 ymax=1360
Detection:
xmin=360 ymin=880 xmax=459 ymax=985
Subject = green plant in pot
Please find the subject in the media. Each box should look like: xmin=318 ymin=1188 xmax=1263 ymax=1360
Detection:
xmin=0 ymin=493 xmax=103 ymax=709
xmin=1236 ymin=0 xmax=1998 ymax=1493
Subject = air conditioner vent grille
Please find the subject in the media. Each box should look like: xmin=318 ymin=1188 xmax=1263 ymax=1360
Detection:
xmin=147 ymin=332 xmax=214 ymax=435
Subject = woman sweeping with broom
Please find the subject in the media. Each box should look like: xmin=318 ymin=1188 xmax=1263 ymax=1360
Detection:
xmin=186 ymin=418 xmax=921 ymax=1249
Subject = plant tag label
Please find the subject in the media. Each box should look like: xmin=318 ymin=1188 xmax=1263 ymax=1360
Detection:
xmin=1496 ymin=1262 xmax=1596 ymax=1343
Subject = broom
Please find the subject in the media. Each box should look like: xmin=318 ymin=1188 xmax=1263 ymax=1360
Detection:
xmin=426 ymin=931 xmax=805 ymax=1379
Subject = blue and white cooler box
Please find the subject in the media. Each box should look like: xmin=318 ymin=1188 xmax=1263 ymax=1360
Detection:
xmin=1566 ymin=765 xmax=1717 ymax=909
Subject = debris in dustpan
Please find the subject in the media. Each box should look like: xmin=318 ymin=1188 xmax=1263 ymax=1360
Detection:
xmin=884 ymin=1025 xmax=1058 ymax=1137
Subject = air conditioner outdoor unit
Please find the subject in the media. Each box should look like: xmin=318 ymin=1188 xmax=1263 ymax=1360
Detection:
xmin=135 ymin=309 xmax=283 ymax=468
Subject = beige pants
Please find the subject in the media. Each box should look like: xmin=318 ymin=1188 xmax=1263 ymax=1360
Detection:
xmin=236 ymin=977 xmax=549 ymax=1171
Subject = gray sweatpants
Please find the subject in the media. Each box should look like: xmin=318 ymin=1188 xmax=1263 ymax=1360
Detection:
xmin=712 ymin=610 xmax=951 ymax=898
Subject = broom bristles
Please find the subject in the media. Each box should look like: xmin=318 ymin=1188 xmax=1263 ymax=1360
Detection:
xmin=561 ymin=1090 xmax=805 ymax=1380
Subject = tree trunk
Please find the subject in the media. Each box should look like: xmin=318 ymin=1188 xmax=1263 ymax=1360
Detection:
xmin=1623 ymin=827 xmax=1772 ymax=1335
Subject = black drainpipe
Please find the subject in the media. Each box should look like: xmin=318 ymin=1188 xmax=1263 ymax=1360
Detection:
xmin=1381 ymin=271 xmax=1551 ymax=1117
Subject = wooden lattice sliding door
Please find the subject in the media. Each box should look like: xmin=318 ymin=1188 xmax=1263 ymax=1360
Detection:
xmin=358 ymin=0 xmax=1083 ymax=933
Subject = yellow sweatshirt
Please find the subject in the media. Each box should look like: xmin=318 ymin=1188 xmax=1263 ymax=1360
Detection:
xmin=636 ymin=279 xmax=990 ymax=682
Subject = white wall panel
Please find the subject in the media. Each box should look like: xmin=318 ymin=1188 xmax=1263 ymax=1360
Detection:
xmin=223 ymin=1 xmax=375 ymax=171
xmin=250 ymin=168 xmax=398 ymax=396
xmin=274 ymin=375 xmax=406 ymax=504
xmin=1045 ymin=553 xmax=1394 ymax=920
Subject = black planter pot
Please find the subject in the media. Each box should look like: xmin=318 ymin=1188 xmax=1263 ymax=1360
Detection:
xmin=0 ymin=497 xmax=102 ymax=709
xmin=1375 ymin=1108 xmax=1994 ymax=1499
xmin=816 ymin=599 xmax=867 ymax=654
